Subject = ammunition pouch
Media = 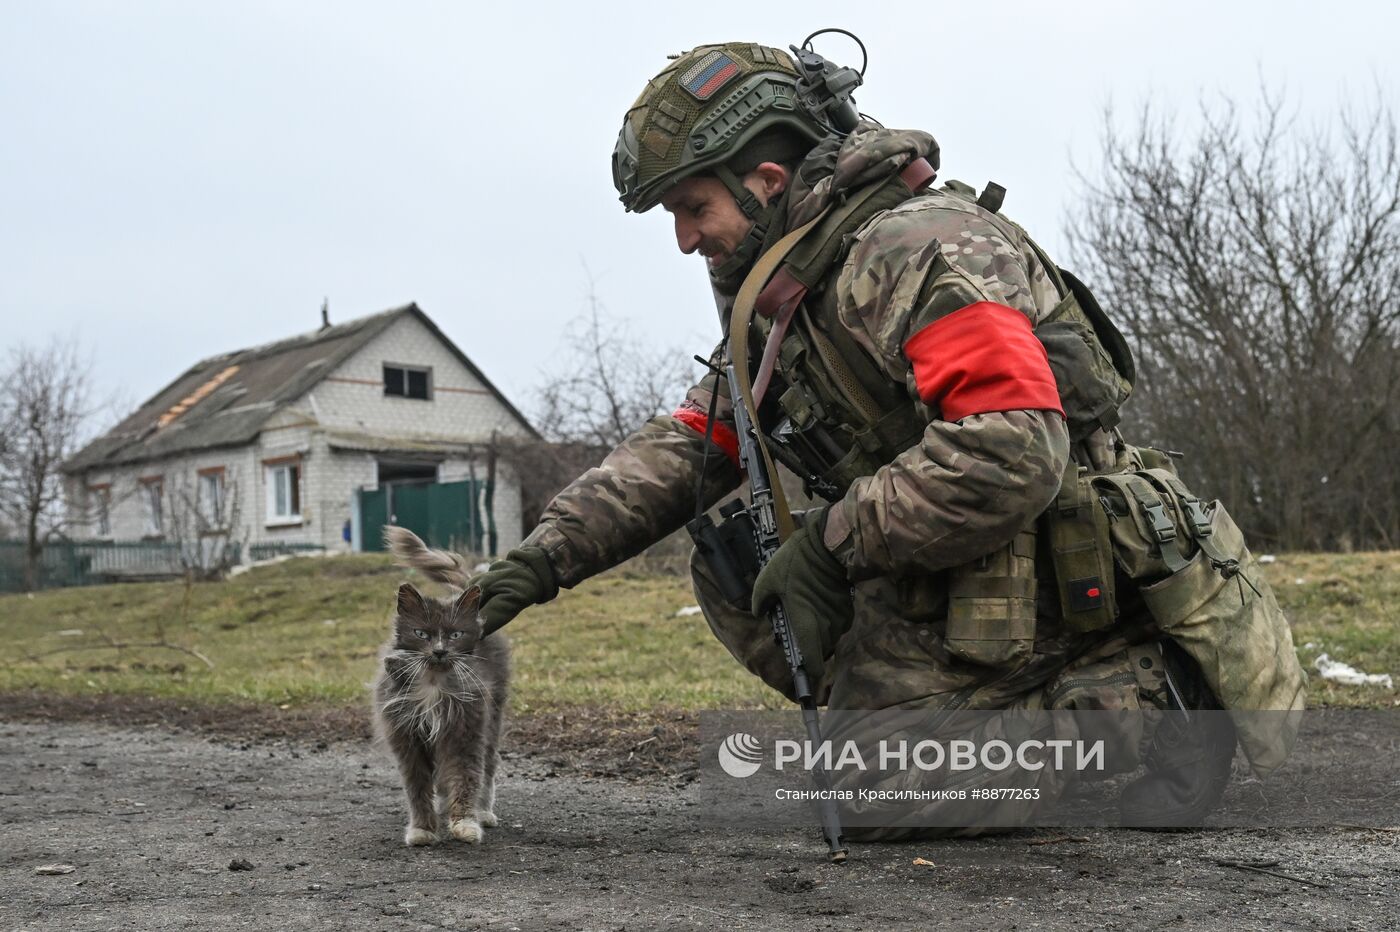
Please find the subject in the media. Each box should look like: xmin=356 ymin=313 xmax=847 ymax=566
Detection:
xmin=944 ymin=527 xmax=1039 ymax=668
xmin=1044 ymin=461 xmax=1118 ymax=633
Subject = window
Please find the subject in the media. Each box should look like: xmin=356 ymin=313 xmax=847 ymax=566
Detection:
xmin=265 ymin=460 xmax=301 ymax=523
xmin=140 ymin=478 xmax=163 ymax=536
xmin=383 ymin=364 xmax=431 ymax=400
xmin=198 ymin=469 xmax=225 ymax=528
xmin=89 ymin=485 xmax=111 ymax=537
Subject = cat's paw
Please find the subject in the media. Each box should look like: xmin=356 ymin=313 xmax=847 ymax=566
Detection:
xmin=403 ymin=825 xmax=439 ymax=846
xmin=449 ymin=817 xmax=483 ymax=844
xmin=478 ymin=810 xmax=499 ymax=828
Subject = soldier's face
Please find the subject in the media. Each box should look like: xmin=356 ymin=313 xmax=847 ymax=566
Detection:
xmin=660 ymin=164 xmax=788 ymax=269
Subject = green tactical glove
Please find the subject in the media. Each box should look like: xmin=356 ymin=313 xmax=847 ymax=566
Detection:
xmin=749 ymin=510 xmax=854 ymax=684
xmin=470 ymin=546 xmax=559 ymax=635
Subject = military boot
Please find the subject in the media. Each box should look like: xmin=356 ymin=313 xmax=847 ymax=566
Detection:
xmin=1119 ymin=640 xmax=1236 ymax=829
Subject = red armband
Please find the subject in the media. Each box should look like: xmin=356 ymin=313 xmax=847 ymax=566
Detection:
xmin=903 ymin=302 xmax=1064 ymax=422
xmin=672 ymin=403 xmax=741 ymax=469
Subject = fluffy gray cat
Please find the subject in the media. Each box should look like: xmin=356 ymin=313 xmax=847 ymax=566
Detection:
xmin=375 ymin=527 xmax=510 ymax=846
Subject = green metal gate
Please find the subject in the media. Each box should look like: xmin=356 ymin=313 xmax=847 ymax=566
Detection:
xmin=358 ymin=479 xmax=488 ymax=555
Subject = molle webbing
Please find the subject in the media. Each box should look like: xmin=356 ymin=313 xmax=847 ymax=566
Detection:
xmin=745 ymin=157 xmax=935 ymax=494
xmin=944 ymin=528 xmax=1039 ymax=667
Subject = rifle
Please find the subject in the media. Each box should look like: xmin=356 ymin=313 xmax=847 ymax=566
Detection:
xmin=687 ymin=358 xmax=849 ymax=863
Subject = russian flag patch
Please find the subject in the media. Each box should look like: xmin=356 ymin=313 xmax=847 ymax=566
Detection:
xmin=680 ymin=50 xmax=741 ymax=101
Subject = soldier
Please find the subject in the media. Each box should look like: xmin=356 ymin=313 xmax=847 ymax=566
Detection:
xmin=466 ymin=40 xmax=1305 ymax=838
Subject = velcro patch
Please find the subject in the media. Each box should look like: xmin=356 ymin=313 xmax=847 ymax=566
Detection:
xmin=1068 ymin=576 xmax=1104 ymax=614
xmin=680 ymin=50 xmax=741 ymax=101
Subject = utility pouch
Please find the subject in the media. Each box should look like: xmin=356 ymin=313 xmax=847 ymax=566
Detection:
xmin=1044 ymin=461 xmax=1118 ymax=632
xmin=944 ymin=527 xmax=1038 ymax=668
xmin=1091 ymin=461 xmax=1306 ymax=775
xmin=1037 ymin=288 xmax=1133 ymax=441
xmin=1137 ymin=498 xmax=1306 ymax=775
xmin=1093 ymin=467 xmax=1201 ymax=582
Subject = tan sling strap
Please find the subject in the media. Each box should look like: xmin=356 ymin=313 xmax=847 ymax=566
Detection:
xmin=730 ymin=157 xmax=937 ymax=541
xmin=752 ymin=157 xmax=937 ymax=407
xmin=729 ymin=210 xmax=830 ymax=541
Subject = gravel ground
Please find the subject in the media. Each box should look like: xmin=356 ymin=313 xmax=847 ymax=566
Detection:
xmin=2 ymin=720 xmax=1397 ymax=931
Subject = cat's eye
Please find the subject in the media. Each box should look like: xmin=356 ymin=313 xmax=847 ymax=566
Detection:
xmin=448 ymin=631 xmax=465 ymax=640
xmin=412 ymin=629 xmax=429 ymax=639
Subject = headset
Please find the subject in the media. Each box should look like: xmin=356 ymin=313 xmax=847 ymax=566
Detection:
xmin=790 ymin=28 xmax=867 ymax=135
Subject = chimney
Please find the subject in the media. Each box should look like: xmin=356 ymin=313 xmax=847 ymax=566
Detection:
xmin=320 ymin=297 xmax=330 ymax=331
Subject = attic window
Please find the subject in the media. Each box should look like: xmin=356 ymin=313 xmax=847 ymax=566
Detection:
xmin=384 ymin=364 xmax=431 ymax=400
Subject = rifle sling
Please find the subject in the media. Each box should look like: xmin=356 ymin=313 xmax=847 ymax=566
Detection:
xmin=728 ymin=208 xmax=831 ymax=542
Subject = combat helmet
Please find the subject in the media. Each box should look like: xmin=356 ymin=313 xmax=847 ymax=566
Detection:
xmin=612 ymin=40 xmax=860 ymax=215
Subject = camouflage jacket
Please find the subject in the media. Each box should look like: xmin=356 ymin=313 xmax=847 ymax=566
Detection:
xmin=525 ymin=124 xmax=1072 ymax=587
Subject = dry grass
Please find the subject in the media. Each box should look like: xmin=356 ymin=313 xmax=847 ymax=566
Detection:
xmin=0 ymin=550 xmax=1394 ymax=712
xmin=1257 ymin=551 xmax=1400 ymax=708
xmin=0 ymin=554 xmax=778 ymax=712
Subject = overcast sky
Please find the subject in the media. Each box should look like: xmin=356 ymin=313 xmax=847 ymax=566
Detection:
xmin=3 ymin=1 xmax=1396 ymax=428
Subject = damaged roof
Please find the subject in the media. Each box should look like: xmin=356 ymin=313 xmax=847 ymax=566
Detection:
xmin=65 ymin=303 xmax=536 ymax=473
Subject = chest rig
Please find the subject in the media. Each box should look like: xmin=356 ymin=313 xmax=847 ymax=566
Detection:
xmin=749 ymin=172 xmax=1135 ymax=503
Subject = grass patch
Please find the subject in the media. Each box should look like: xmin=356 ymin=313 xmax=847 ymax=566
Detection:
xmin=0 ymin=551 xmax=1394 ymax=712
xmin=1258 ymin=551 xmax=1400 ymax=709
xmin=0 ymin=554 xmax=779 ymax=713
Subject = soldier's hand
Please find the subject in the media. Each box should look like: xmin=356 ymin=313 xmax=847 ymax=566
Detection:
xmin=469 ymin=546 xmax=559 ymax=634
xmin=750 ymin=510 xmax=854 ymax=683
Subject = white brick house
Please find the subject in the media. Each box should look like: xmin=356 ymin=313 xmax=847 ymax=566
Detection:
xmin=63 ymin=304 xmax=537 ymax=564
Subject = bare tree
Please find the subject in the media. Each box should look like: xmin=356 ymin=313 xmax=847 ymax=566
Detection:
xmin=1068 ymin=92 xmax=1400 ymax=551
xmin=0 ymin=338 xmax=95 ymax=589
xmin=508 ymin=277 xmax=698 ymax=532
xmin=161 ymin=467 xmax=247 ymax=580
xmin=534 ymin=276 xmax=697 ymax=448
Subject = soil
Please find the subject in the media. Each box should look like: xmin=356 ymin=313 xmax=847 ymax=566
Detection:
xmin=2 ymin=693 xmax=1397 ymax=931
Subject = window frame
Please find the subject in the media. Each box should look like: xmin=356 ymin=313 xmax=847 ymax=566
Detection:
xmin=139 ymin=475 xmax=164 ymax=538
xmin=383 ymin=363 xmax=433 ymax=401
xmin=263 ymin=456 xmax=303 ymax=527
xmin=197 ymin=466 xmax=226 ymax=531
xmin=88 ymin=483 xmax=112 ymax=538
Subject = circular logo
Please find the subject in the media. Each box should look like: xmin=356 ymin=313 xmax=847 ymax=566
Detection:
xmin=717 ymin=732 xmax=763 ymax=778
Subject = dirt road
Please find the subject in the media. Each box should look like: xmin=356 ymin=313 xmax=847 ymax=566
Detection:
xmin=2 ymin=720 xmax=1396 ymax=931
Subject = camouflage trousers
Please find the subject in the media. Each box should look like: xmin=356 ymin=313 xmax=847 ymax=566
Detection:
xmin=690 ymin=548 xmax=1169 ymax=840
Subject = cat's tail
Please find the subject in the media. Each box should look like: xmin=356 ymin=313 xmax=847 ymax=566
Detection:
xmin=383 ymin=526 xmax=471 ymax=589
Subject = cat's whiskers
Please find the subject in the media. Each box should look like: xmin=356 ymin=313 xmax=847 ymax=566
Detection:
xmin=378 ymin=655 xmax=480 ymax=741
xmin=453 ymin=657 xmax=496 ymax=712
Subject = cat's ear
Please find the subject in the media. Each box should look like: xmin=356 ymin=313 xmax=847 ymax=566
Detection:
xmin=396 ymin=583 xmax=427 ymax=617
xmin=451 ymin=585 xmax=482 ymax=621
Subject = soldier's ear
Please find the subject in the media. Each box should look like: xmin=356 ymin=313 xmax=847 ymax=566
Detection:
xmin=747 ymin=161 xmax=790 ymax=203
xmin=451 ymin=585 xmax=482 ymax=621
xmin=396 ymin=583 xmax=426 ymax=617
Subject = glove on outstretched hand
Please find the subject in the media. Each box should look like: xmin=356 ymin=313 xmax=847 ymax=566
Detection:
xmin=749 ymin=510 xmax=853 ymax=684
xmin=471 ymin=546 xmax=558 ymax=634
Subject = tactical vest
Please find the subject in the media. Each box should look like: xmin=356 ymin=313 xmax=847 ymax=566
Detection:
xmin=733 ymin=172 xmax=1305 ymax=759
xmin=753 ymin=173 xmax=1135 ymax=501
